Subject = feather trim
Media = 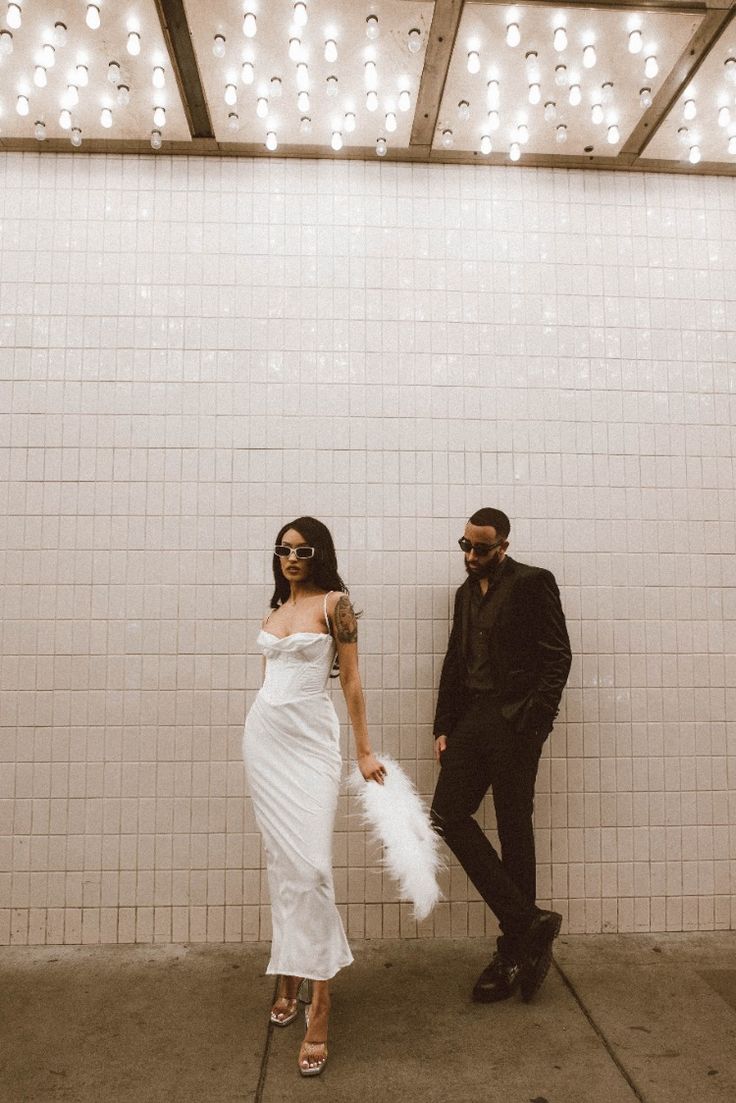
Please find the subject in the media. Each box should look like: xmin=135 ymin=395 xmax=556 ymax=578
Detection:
xmin=347 ymin=755 xmax=443 ymax=922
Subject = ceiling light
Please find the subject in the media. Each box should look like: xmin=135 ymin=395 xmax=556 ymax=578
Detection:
xmin=683 ymin=98 xmax=696 ymax=120
xmin=591 ymin=102 xmax=603 ymax=124
xmin=457 ymin=100 xmax=470 ymax=121
xmin=718 ymin=106 xmax=730 ymax=127
xmin=228 ymin=112 xmax=239 ymax=131
xmin=241 ymin=62 xmax=254 ymax=84
xmin=270 ymin=77 xmax=282 ymax=98
xmin=480 ymin=134 xmax=492 ymax=155
xmin=324 ymin=39 xmax=337 ymax=63
xmin=398 ymin=89 xmax=411 ymax=112
xmin=150 ymin=130 xmax=162 ymax=150
xmin=528 ymin=83 xmax=540 ymax=105
xmin=554 ymin=65 xmax=567 ymax=87
xmin=555 ymin=124 xmax=567 ymax=143
xmin=364 ymin=59 xmax=377 ymax=86
xmin=607 ymin=124 xmax=619 ymax=144
xmin=725 ymin=57 xmax=736 ymax=83
xmin=728 ymin=134 xmax=736 ymax=154
xmin=7 ymin=3 xmax=21 ymax=30
xmin=297 ymin=90 xmax=310 ymax=111
xmin=331 ymin=130 xmax=343 ymax=151
xmin=628 ymin=29 xmax=642 ymax=54
xmin=644 ymin=55 xmax=658 ymax=79
xmin=71 ymin=128 xmax=82 ymax=147
xmin=543 ymin=101 xmax=556 ymax=122
xmin=266 ymin=131 xmax=278 ymax=151
xmin=517 ymin=123 xmax=529 ymax=144
xmin=366 ymin=90 xmax=378 ymax=111
xmin=53 ymin=22 xmax=67 ymax=46
xmin=344 ymin=112 xmax=356 ymax=132
xmin=326 ymin=75 xmax=338 ymax=97
xmin=441 ymin=128 xmax=453 ymax=148
xmin=86 ymin=4 xmax=100 ymax=30
xmin=16 ymin=93 xmax=29 ymax=116
xmin=487 ymin=110 xmax=499 ymax=131
xmin=117 ymin=84 xmax=130 ymax=106
xmin=212 ymin=34 xmax=226 ymax=58
xmin=366 ymin=16 xmax=379 ymax=41
xmin=225 ymin=84 xmax=238 ymax=106
xmin=127 ymin=32 xmax=141 ymax=56
xmin=486 ymin=80 xmax=500 ymax=109
xmin=677 ymin=126 xmax=689 ymax=144
xmin=569 ymin=84 xmax=581 ymax=106
xmin=376 ymin=136 xmax=387 ymax=156
xmin=100 ymin=108 xmax=113 ymax=128
xmin=639 ymin=88 xmax=652 ymax=109
xmin=41 ymin=43 xmax=55 ymax=68
xmin=525 ymin=51 xmax=538 ymax=79
xmin=255 ymin=95 xmax=268 ymax=116
xmin=293 ymin=2 xmax=307 ymax=27
xmin=553 ymin=26 xmax=567 ymax=52
xmin=0 ymin=29 xmax=12 ymax=54
xmin=299 ymin=116 xmax=311 ymax=134
xmin=583 ymin=44 xmax=596 ymax=69
xmin=34 ymin=120 xmax=46 ymax=141
xmin=153 ymin=66 xmax=165 ymax=89
xmin=288 ymin=37 xmax=301 ymax=61
xmin=601 ymin=81 xmax=614 ymax=103
xmin=33 ymin=66 xmax=47 ymax=88
xmin=76 ymin=64 xmax=89 ymax=86
xmin=385 ymin=111 xmax=397 ymax=132
xmin=243 ymin=11 xmax=257 ymax=38
xmin=153 ymin=106 xmax=165 ymax=126
xmin=296 ymin=63 xmax=309 ymax=90
xmin=509 ymin=142 xmax=521 ymax=161
xmin=467 ymin=50 xmax=480 ymax=74
xmin=64 ymin=84 xmax=79 ymax=107
xmin=59 ymin=109 xmax=72 ymax=130
xmin=108 ymin=61 xmax=120 ymax=83
xmin=506 ymin=23 xmax=520 ymax=48
xmin=688 ymin=144 xmax=700 ymax=164
xmin=407 ymin=28 xmax=421 ymax=54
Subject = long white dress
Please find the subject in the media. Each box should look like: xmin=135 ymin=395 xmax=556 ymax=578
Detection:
xmin=243 ymin=596 xmax=353 ymax=981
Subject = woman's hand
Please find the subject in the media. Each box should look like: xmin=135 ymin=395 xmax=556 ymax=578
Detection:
xmin=358 ymin=752 xmax=387 ymax=785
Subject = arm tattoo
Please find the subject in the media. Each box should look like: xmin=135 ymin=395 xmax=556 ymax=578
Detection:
xmin=334 ymin=595 xmax=358 ymax=644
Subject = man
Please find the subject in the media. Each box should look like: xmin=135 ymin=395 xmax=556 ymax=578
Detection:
xmin=431 ymin=508 xmax=571 ymax=1003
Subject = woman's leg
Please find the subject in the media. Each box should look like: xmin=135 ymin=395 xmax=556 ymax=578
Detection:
xmin=299 ymin=979 xmax=330 ymax=1073
xmin=271 ymin=974 xmax=303 ymax=1024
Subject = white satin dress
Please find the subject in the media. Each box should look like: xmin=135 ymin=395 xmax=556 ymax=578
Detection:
xmin=243 ymin=594 xmax=353 ymax=981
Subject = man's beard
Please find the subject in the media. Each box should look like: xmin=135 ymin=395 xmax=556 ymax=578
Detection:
xmin=465 ymin=554 xmax=503 ymax=580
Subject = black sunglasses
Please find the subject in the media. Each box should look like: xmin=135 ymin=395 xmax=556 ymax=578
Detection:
xmin=274 ymin=544 xmax=316 ymax=559
xmin=458 ymin=537 xmax=503 ymax=557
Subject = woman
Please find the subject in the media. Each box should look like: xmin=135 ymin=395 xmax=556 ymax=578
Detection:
xmin=243 ymin=516 xmax=385 ymax=1076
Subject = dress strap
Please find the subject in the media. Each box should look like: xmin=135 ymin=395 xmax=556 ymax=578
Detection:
xmin=323 ymin=591 xmax=332 ymax=632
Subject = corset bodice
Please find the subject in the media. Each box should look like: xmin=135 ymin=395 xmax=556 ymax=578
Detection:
xmin=257 ymin=630 xmax=336 ymax=704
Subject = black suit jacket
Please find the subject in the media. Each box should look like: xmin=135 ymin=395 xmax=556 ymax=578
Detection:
xmin=433 ymin=556 xmax=572 ymax=738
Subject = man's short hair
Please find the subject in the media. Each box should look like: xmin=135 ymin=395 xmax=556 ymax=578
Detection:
xmin=468 ymin=508 xmax=510 ymax=539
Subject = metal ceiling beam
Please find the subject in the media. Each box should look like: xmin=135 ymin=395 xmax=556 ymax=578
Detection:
xmin=410 ymin=0 xmax=465 ymax=151
xmin=152 ymin=0 xmax=213 ymax=139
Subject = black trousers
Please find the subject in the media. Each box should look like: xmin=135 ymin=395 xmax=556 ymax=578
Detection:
xmin=430 ymin=691 xmax=544 ymax=957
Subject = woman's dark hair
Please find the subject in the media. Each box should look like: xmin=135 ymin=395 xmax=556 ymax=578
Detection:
xmin=270 ymin=516 xmax=349 ymax=609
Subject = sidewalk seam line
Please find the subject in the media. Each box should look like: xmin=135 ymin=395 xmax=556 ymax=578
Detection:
xmin=553 ymin=959 xmax=648 ymax=1103
xmin=254 ymin=981 xmax=278 ymax=1103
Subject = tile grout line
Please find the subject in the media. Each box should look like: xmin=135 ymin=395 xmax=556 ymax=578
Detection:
xmin=552 ymin=959 xmax=648 ymax=1103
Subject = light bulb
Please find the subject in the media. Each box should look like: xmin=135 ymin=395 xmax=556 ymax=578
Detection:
xmin=645 ymin=55 xmax=658 ymax=79
xmin=553 ymin=27 xmax=567 ymax=52
xmin=255 ymin=96 xmax=268 ymax=117
xmin=7 ymin=3 xmax=21 ymax=30
xmin=153 ymin=66 xmax=165 ymax=89
xmin=441 ymin=128 xmax=453 ymax=148
xmin=543 ymin=101 xmax=556 ymax=122
xmin=728 ymin=134 xmax=736 ymax=154
xmin=569 ymin=83 xmax=581 ymax=107
xmin=517 ymin=123 xmax=529 ymax=144
xmin=270 ymin=77 xmax=282 ymax=98
xmin=241 ymin=62 xmax=254 ymax=84
xmin=607 ymin=124 xmax=619 ymax=144
xmin=688 ymin=144 xmax=700 ymax=164
xmin=480 ymin=134 xmax=492 ymax=154
xmin=344 ymin=111 xmax=356 ymax=132
xmin=324 ymin=39 xmax=337 ymax=63
xmin=34 ymin=120 xmax=46 ymax=141
xmin=583 ymin=44 xmax=596 ymax=69
xmin=639 ymin=87 xmax=652 ymax=109
xmin=331 ymin=130 xmax=343 ymax=151
xmin=407 ymin=28 xmax=421 ymax=54
xmin=108 ymin=61 xmax=120 ymax=83
xmin=683 ymin=98 xmax=696 ymax=120
xmin=117 ymin=84 xmax=130 ymax=106
xmin=65 ymin=85 xmax=79 ymax=108
xmin=153 ymin=105 xmax=165 ymax=126
xmin=326 ymin=75 xmax=338 ymax=97
xmin=718 ymin=105 xmax=730 ymax=127
xmin=288 ymin=37 xmax=301 ymax=61
xmin=677 ymin=126 xmax=689 ymax=145
xmin=525 ymin=51 xmax=538 ymax=78
xmin=506 ymin=23 xmax=520 ymax=48
xmin=554 ymin=65 xmax=567 ymax=87
xmin=59 ymin=108 xmax=72 ymax=130
xmin=366 ymin=15 xmax=379 ymax=40
xmin=33 ymin=66 xmax=47 ymax=88
xmin=366 ymin=90 xmax=378 ymax=112
xmin=76 ymin=64 xmax=89 ymax=86
xmin=457 ymin=100 xmax=470 ymax=121
xmin=364 ymin=59 xmax=377 ymax=86
xmin=398 ymin=89 xmax=411 ymax=112
xmin=100 ymin=108 xmax=113 ymax=128
xmin=296 ymin=63 xmax=309 ymax=90
xmin=725 ymin=57 xmax=736 ymax=84
xmin=487 ymin=110 xmax=499 ymax=131
xmin=127 ymin=31 xmax=141 ymax=56
xmin=628 ymin=29 xmax=642 ymax=54
xmin=16 ymin=94 xmax=29 ymax=115
xmin=297 ymin=91 xmax=309 ymax=112
xmin=266 ymin=131 xmax=278 ymax=151
xmin=228 ymin=112 xmax=239 ymax=131
xmin=386 ymin=111 xmax=397 ymax=132
xmin=86 ymin=4 xmax=100 ymax=30
xmin=299 ymin=116 xmax=311 ymax=134
xmin=150 ymin=129 xmax=162 ymax=150
xmin=486 ymin=79 xmax=500 ymax=109
xmin=376 ymin=136 xmax=387 ymax=156
xmin=509 ymin=141 xmax=521 ymax=161
xmin=591 ymin=102 xmax=603 ymax=124
xmin=601 ymin=81 xmax=614 ymax=103
xmin=225 ymin=84 xmax=238 ymax=106
xmin=0 ymin=29 xmax=12 ymax=54
xmin=41 ymin=43 xmax=55 ymax=67
xmin=467 ymin=50 xmax=480 ymax=74
xmin=243 ymin=11 xmax=257 ymax=38
xmin=71 ymin=127 xmax=82 ymax=147
xmin=212 ymin=34 xmax=226 ymax=58
xmin=53 ymin=22 xmax=67 ymax=46
xmin=555 ymin=124 xmax=567 ymax=143
xmin=293 ymin=1 xmax=307 ymax=27
xmin=528 ymin=83 xmax=541 ymax=105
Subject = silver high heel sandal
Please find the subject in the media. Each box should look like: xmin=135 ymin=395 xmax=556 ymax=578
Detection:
xmin=270 ymin=977 xmax=309 ymax=1028
xmin=299 ymin=1002 xmax=328 ymax=1077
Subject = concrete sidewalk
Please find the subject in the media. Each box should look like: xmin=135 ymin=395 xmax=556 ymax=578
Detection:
xmin=1 ymin=934 xmax=735 ymax=1103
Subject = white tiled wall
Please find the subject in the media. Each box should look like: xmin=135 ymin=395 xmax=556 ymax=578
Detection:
xmin=1 ymin=153 xmax=734 ymax=945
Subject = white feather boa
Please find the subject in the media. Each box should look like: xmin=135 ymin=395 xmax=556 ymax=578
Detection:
xmin=347 ymin=755 xmax=443 ymax=922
